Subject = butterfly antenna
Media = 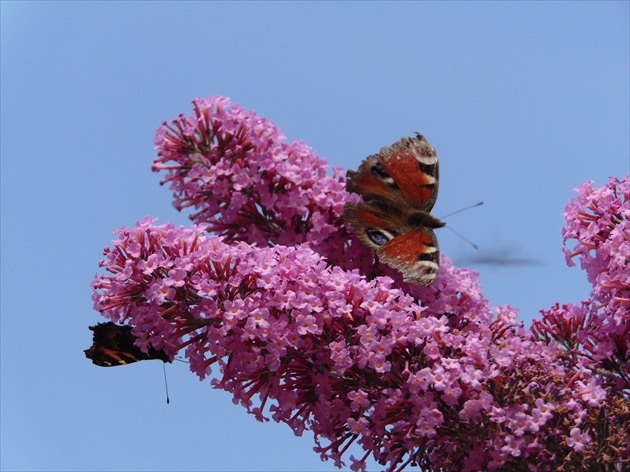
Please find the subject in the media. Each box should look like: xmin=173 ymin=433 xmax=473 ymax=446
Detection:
xmin=163 ymin=363 xmax=170 ymax=405
xmin=445 ymin=226 xmax=479 ymax=250
xmin=440 ymin=201 xmax=484 ymax=219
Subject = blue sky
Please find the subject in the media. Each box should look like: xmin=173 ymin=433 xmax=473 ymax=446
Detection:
xmin=1 ymin=2 xmax=628 ymax=471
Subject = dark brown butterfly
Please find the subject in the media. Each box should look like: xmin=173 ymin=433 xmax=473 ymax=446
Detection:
xmin=85 ymin=322 xmax=171 ymax=367
xmin=344 ymin=133 xmax=445 ymax=286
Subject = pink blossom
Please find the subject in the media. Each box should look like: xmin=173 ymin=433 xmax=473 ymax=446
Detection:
xmin=575 ymin=378 xmax=607 ymax=407
xmin=566 ymin=427 xmax=592 ymax=453
xmin=486 ymin=448 xmax=508 ymax=470
xmin=501 ymin=434 xmax=526 ymax=457
xmin=532 ymin=398 xmax=554 ymax=422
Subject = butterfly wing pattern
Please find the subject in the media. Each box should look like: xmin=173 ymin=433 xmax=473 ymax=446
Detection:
xmin=85 ymin=322 xmax=171 ymax=367
xmin=344 ymin=133 xmax=445 ymax=286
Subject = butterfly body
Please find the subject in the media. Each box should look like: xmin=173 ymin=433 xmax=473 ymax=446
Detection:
xmin=344 ymin=133 xmax=444 ymax=286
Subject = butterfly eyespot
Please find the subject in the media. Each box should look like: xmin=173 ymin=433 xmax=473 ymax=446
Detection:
xmin=371 ymin=162 xmax=389 ymax=179
xmin=371 ymin=162 xmax=397 ymax=187
xmin=366 ymin=228 xmax=391 ymax=246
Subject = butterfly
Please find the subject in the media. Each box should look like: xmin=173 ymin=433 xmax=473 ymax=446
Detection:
xmin=85 ymin=322 xmax=171 ymax=367
xmin=344 ymin=132 xmax=445 ymax=286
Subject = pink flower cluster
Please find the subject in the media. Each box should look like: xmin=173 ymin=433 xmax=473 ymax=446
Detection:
xmin=534 ymin=177 xmax=629 ymax=383
xmin=92 ymin=97 xmax=629 ymax=471
xmin=532 ymin=176 xmax=630 ymax=463
xmin=152 ymin=96 xmax=349 ymax=260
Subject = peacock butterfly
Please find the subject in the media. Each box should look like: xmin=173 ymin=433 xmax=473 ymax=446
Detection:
xmin=85 ymin=322 xmax=171 ymax=367
xmin=344 ymin=132 xmax=445 ymax=286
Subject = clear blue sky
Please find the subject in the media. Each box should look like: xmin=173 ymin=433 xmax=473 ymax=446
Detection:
xmin=2 ymin=2 xmax=628 ymax=471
